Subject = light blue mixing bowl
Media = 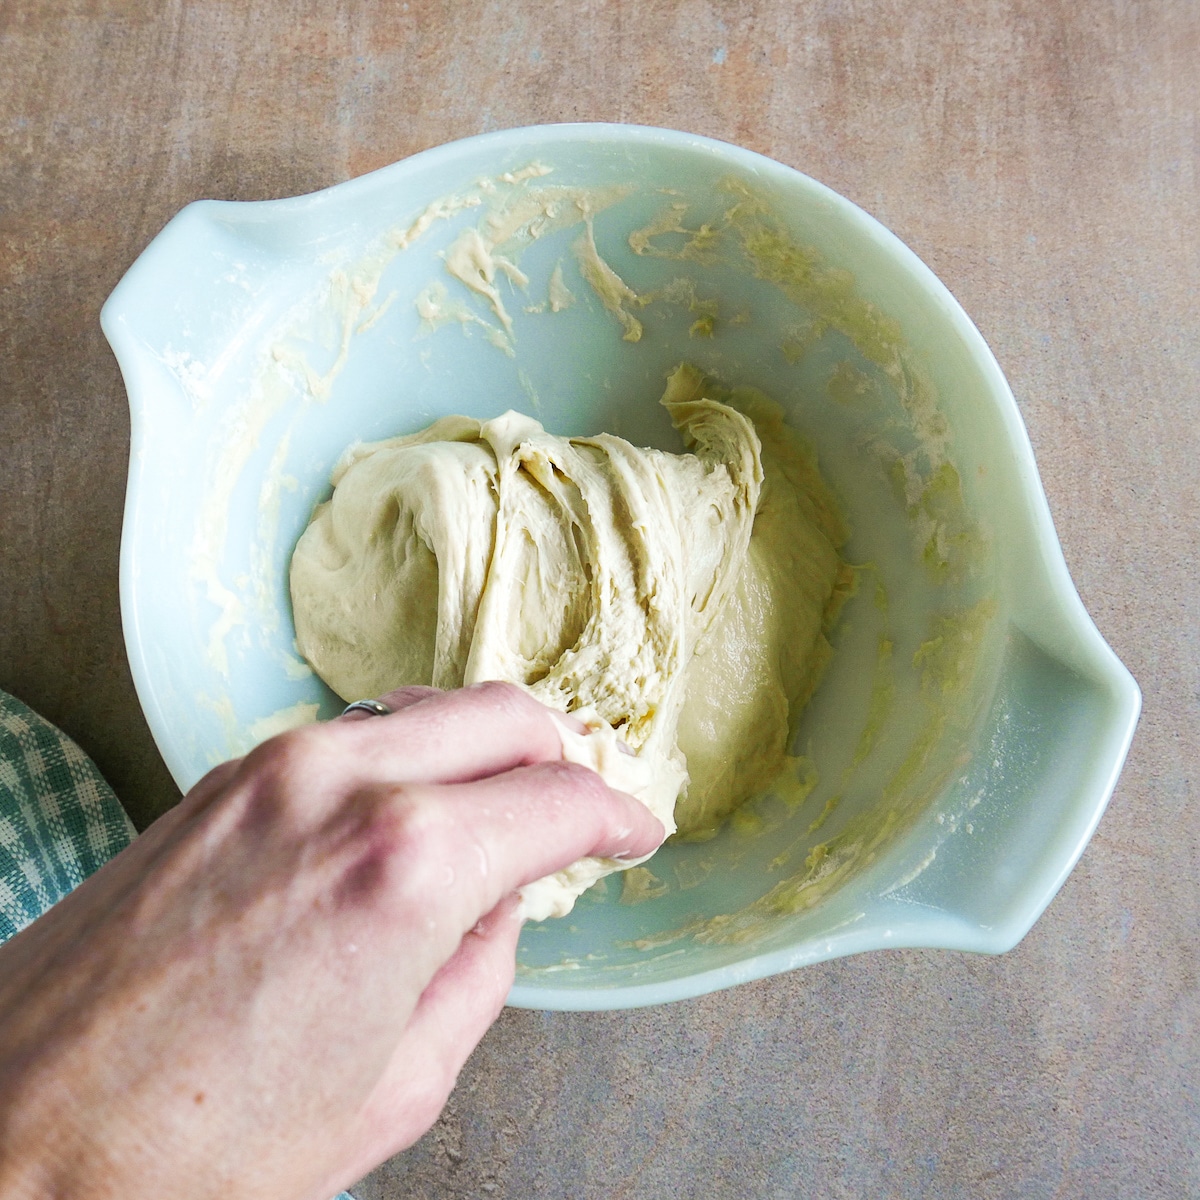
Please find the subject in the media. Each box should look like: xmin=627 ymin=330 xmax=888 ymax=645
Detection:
xmin=102 ymin=124 xmax=1139 ymax=1009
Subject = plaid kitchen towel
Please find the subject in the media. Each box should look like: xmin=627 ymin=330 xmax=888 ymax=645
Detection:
xmin=0 ymin=688 xmax=354 ymax=1200
xmin=0 ymin=688 xmax=136 ymax=939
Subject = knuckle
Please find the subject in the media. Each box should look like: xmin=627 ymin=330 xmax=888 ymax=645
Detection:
xmin=232 ymin=725 xmax=336 ymax=827
xmin=181 ymin=759 xmax=241 ymax=813
xmin=545 ymin=757 xmax=601 ymax=788
xmin=381 ymin=685 xmax=440 ymax=709
xmin=468 ymin=679 xmax=534 ymax=716
xmin=243 ymin=724 xmax=329 ymax=785
xmin=376 ymin=791 xmax=440 ymax=861
xmin=192 ymin=758 xmax=239 ymax=793
xmin=538 ymin=758 xmax=610 ymax=804
xmin=342 ymin=787 xmax=447 ymax=903
xmin=464 ymin=680 xmax=566 ymax=762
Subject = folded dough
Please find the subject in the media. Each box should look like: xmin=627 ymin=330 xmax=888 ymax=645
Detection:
xmin=290 ymin=365 xmax=845 ymax=919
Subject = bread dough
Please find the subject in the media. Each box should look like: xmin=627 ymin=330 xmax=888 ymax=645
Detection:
xmin=290 ymin=365 xmax=846 ymax=919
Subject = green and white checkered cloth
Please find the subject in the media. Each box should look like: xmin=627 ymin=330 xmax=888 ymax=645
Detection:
xmin=0 ymin=689 xmax=136 ymax=939
xmin=0 ymin=688 xmax=354 ymax=1200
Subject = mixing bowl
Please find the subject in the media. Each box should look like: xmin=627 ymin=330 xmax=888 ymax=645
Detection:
xmin=102 ymin=124 xmax=1139 ymax=1010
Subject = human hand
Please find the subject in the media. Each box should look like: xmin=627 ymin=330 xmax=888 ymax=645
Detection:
xmin=0 ymin=683 xmax=662 ymax=1200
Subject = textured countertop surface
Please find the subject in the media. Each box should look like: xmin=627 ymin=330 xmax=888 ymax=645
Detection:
xmin=2 ymin=2 xmax=1196 ymax=1196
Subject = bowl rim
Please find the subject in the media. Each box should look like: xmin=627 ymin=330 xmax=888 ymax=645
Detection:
xmin=103 ymin=121 xmax=1141 ymax=1011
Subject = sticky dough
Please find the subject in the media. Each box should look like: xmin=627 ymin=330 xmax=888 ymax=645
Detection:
xmin=290 ymin=365 xmax=846 ymax=919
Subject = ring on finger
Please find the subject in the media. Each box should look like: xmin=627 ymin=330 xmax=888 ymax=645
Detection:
xmin=341 ymin=699 xmax=393 ymax=718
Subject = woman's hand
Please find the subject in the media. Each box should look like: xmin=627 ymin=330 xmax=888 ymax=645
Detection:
xmin=0 ymin=682 xmax=662 ymax=1200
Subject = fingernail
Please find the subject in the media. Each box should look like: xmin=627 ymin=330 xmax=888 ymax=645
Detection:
xmin=558 ymin=713 xmax=590 ymax=736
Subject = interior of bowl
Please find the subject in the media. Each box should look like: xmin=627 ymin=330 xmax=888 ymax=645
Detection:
xmin=103 ymin=124 xmax=1139 ymax=1009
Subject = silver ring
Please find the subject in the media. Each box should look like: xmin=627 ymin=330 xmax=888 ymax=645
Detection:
xmin=341 ymin=699 xmax=392 ymax=718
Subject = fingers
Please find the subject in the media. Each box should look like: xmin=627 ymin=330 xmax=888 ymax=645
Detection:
xmin=388 ymin=758 xmax=665 ymax=935
xmin=399 ymin=894 xmax=520 ymax=1067
xmin=347 ymin=897 xmax=522 ymax=1174
xmin=333 ymin=682 xmax=570 ymax=785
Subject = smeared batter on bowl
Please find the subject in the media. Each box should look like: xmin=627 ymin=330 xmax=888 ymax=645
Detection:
xmin=290 ymin=365 xmax=848 ymax=918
